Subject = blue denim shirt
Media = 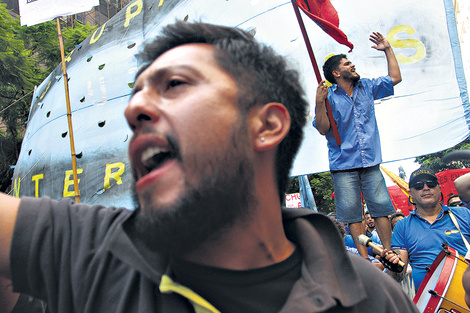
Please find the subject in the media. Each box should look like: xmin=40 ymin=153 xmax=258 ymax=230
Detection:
xmin=313 ymin=76 xmax=393 ymax=171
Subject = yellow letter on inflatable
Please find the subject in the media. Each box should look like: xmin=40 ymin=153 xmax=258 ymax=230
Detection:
xmin=32 ymin=174 xmax=44 ymax=198
xmin=90 ymin=22 xmax=108 ymax=44
xmin=63 ymin=169 xmax=83 ymax=198
xmin=12 ymin=178 xmax=21 ymax=198
xmin=124 ymin=0 xmax=143 ymax=27
xmin=388 ymin=25 xmax=426 ymax=64
xmin=104 ymin=163 xmax=125 ymax=189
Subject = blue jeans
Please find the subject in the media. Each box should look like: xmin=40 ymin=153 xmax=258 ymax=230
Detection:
xmin=331 ymin=165 xmax=396 ymax=224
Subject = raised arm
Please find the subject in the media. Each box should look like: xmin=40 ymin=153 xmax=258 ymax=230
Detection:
xmin=370 ymin=32 xmax=402 ymax=86
xmin=0 ymin=193 xmax=20 ymax=279
xmin=454 ymin=172 xmax=470 ymax=203
xmin=314 ymin=80 xmax=331 ymax=135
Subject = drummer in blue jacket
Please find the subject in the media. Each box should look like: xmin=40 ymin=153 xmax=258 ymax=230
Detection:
xmin=381 ymin=168 xmax=470 ymax=290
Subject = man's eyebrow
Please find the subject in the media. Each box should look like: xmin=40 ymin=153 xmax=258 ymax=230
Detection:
xmin=130 ymin=68 xmax=169 ymax=97
xmin=131 ymin=65 xmax=204 ymax=96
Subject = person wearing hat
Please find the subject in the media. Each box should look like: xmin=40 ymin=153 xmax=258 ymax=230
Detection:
xmin=381 ymin=167 xmax=470 ymax=290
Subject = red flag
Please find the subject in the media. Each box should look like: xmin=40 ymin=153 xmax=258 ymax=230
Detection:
xmin=295 ymin=0 xmax=354 ymax=51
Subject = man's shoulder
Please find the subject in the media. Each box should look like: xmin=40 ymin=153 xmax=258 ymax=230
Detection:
xmin=448 ymin=205 xmax=470 ymax=213
xmin=281 ymin=207 xmax=316 ymax=219
xmin=346 ymin=254 xmax=420 ymax=312
xmin=397 ymin=212 xmax=420 ymax=225
xmin=282 ymin=208 xmax=343 ymax=244
xmin=282 ymin=208 xmax=336 ymax=233
xmin=17 ymin=196 xmax=133 ymax=240
xmin=448 ymin=205 xmax=470 ymax=220
xmin=19 ymin=196 xmax=131 ymax=218
xmin=282 ymin=209 xmax=419 ymax=312
xmin=358 ymin=75 xmax=392 ymax=87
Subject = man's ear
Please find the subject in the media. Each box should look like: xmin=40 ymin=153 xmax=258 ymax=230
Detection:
xmin=250 ymin=102 xmax=290 ymax=151
xmin=332 ymin=70 xmax=340 ymax=79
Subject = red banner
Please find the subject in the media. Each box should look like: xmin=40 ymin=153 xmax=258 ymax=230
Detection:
xmin=436 ymin=168 xmax=470 ymax=205
xmin=388 ymin=185 xmax=412 ymax=216
xmin=294 ymin=0 xmax=354 ymax=51
xmin=388 ymin=168 xmax=470 ymax=214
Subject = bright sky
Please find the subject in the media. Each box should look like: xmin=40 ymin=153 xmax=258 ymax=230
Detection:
xmin=382 ymin=157 xmax=421 ymax=186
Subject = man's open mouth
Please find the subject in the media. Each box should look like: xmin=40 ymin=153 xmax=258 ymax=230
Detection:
xmin=140 ymin=146 xmax=176 ymax=174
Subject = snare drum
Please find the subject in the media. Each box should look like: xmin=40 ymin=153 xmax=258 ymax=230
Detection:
xmin=413 ymin=247 xmax=469 ymax=313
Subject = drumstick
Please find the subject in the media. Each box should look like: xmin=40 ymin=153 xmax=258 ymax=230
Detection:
xmin=428 ymin=290 xmax=470 ymax=313
xmin=357 ymin=234 xmax=405 ymax=270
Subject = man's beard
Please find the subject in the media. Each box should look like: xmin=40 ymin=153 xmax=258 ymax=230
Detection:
xmin=130 ymin=122 xmax=258 ymax=257
xmin=351 ymin=74 xmax=360 ymax=86
xmin=341 ymin=70 xmax=360 ymax=86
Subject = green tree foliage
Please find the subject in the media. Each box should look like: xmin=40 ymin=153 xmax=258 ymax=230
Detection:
xmin=20 ymin=19 xmax=97 ymax=73
xmin=0 ymin=3 xmax=41 ymax=192
xmin=0 ymin=4 xmax=97 ymax=192
xmin=309 ymin=172 xmax=335 ymax=215
xmin=416 ymin=138 xmax=470 ymax=173
xmin=287 ymin=173 xmax=335 ymax=215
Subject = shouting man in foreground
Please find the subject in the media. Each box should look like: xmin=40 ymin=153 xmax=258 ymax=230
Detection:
xmin=0 ymin=21 xmax=417 ymax=312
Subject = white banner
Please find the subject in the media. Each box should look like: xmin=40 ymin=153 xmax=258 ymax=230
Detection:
xmin=18 ymin=0 xmax=99 ymax=26
xmin=285 ymin=193 xmax=302 ymax=208
xmin=170 ymin=0 xmax=470 ymax=175
xmin=284 ymin=0 xmax=469 ymax=175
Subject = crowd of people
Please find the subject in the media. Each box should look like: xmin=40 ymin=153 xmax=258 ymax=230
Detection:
xmin=0 ymin=19 xmax=469 ymax=313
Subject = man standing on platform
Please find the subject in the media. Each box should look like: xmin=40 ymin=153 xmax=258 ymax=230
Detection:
xmin=313 ymin=32 xmax=402 ymax=261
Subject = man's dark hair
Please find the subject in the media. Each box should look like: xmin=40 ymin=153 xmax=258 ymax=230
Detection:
xmin=136 ymin=21 xmax=308 ymax=201
xmin=389 ymin=212 xmax=405 ymax=229
xmin=322 ymin=54 xmax=346 ymax=84
xmin=447 ymin=194 xmax=463 ymax=207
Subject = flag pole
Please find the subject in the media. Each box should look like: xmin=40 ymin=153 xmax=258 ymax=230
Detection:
xmin=56 ymin=17 xmax=80 ymax=203
xmin=291 ymin=0 xmax=341 ymax=146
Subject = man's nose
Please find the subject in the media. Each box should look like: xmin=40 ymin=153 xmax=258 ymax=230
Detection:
xmin=124 ymin=89 xmax=160 ymax=131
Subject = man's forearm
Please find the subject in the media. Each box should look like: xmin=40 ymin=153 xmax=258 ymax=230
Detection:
xmin=455 ymin=173 xmax=470 ymax=203
xmin=384 ymin=47 xmax=402 ymax=85
xmin=314 ymin=101 xmax=330 ymax=135
xmin=0 ymin=193 xmax=20 ymax=279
